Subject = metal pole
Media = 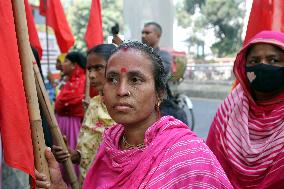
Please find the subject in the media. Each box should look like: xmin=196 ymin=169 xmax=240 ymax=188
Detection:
xmin=45 ymin=0 xmax=50 ymax=71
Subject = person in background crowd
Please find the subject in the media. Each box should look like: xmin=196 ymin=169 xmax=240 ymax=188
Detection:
xmin=52 ymin=44 xmax=116 ymax=184
xmin=206 ymin=31 xmax=284 ymax=189
xmin=54 ymin=51 xmax=86 ymax=185
xmin=142 ymin=21 xmax=188 ymax=124
xmin=36 ymin=41 xmax=233 ymax=189
xmin=47 ymin=54 xmax=67 ymax=99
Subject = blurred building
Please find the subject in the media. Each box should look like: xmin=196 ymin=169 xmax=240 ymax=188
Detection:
xmin=123 ymin=0 xmax=174 ymax=48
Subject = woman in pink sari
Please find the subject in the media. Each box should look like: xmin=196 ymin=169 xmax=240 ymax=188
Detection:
xmin=207 ymin=31 xmax=284 ymax=189
xmin=35 ymin=41 xmax=232 ymax=188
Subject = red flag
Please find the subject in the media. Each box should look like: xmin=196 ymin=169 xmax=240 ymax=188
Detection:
xmin=24 ymin=0 xmax=42 ymax=58
xmin=0 ymin=0 xmax=35 ymax=183
xmin=84 ymin=0 xmax=104 ymax=49
xmin=244 ymin=0 xmax=284 ymax=45
xmin=39 ymin=0 xmax=74 ymax=53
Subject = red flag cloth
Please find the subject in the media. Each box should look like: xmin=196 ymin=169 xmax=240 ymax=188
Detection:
xmin=244 ymin=0 xmax=284 ymax=45
xmin=84 ymin=0 xmax=104 ymax=49
xmin=39 ymin=0 xmax=75 ymax=53
xmin=24 ymin=0 xmax=42 ymax=58
xmin=0 ymin=0 xmax=35 ymax=185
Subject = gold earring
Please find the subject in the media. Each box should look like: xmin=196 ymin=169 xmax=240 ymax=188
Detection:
xmin=155 ymin=100 xmax=161 ymax=110
xmin=155 ymin=100 xmax=161 ymax=118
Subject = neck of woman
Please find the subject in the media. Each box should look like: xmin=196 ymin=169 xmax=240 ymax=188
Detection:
xmin=121 ymin=113 xmax=158 ymax=149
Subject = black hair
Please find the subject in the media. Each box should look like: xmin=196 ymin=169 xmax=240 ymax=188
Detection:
xmin=65 ymin=51 xmax=86 ymax=69
xmin=144 ymin=22 xmax=162 ymax=35
xmin=31 ymin=46 xmax=43 ymax=78
xmin=87 ymin=44 xmax=116 ymax=61
xmin=109 ymin=41 xmax=167 ymax=96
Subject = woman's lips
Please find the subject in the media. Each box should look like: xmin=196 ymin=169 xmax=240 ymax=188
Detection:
xmin=113 ymin=103 xmax=133 ymax=112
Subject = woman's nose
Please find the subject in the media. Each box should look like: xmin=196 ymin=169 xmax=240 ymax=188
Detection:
xmin=89 ymin=70 xmax=96 ymax=79
xmin=260 ymin=58 xmax=269 ymax=65
xmin=116 ymin=80 xmax=129 ymax=97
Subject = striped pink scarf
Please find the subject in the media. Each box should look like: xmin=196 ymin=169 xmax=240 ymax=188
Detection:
xmin=207 ymin=31 xmax=284 ymax=189
xmin=83 ymin=116 xmax=232 ymax=188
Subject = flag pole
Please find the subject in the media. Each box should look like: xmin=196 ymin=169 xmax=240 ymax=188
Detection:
xmin=11 ymin=0 xmax=50 ymax=181
xmin=44 ymin=0 xmax=50 ymax=71
xmin=33 ymin=63 xmax=80 ymax=189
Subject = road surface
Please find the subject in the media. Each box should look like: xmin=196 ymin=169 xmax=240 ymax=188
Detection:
xmin=190 ymin=97 xmax=223 ymax=139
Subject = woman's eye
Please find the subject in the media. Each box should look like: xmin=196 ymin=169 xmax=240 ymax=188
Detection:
xmin=248 ymin=59 xmax=258 ymax=65
xmin=96 ymin=65 xmax=105 ymax=71
xmin=107 ymin=77 xmax=119 ymax=85
xmin=270 ymin=58 xmax=279 ymax=64
xmin=130 ymin=77 xmax=142 ymax=84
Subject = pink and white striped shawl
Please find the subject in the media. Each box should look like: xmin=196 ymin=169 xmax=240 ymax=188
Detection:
xmin=207 ymin=31 xmax=284 ymax=189
xmin=83 ymin=116 xmax=232 ymax=188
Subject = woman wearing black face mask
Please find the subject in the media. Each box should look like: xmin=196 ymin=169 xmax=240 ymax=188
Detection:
xmin=206 ymin=31 xmax=284 ymax=189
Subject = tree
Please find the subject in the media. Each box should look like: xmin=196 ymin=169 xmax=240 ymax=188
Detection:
xmin=184 ymin=0 xmax=205 ymax=15
xmin=199 ymin=0 xmax=244 ymax=57
xmin=177 ymin=0 xmax=244 ymax=57
xmin=67 ymin=0 xmax=123 ymax=52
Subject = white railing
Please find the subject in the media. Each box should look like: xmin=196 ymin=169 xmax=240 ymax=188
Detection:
xmin=185 ymin=63 xmax=234 ymax=82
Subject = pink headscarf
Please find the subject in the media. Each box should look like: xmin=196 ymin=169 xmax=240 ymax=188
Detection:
xmin=83 ymin=116 xmax=232 ymax=188
xmin=207 ymin=31 xmax=284 ymax=189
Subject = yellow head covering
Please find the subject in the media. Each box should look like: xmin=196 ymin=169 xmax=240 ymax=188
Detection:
xmin=57 ymin=53 xmax=66 ymax=63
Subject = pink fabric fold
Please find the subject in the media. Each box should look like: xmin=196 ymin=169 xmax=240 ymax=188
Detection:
xmin=207 ymin=31 xmax=284 ymax=189
xmin=84 ymin=116 xmax=232 ymax=188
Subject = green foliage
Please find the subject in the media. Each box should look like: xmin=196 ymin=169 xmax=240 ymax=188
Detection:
xmin=176 ymin=0 xmax=205 ymax=28
xmin=101 ymin=0 xmax=123 ymax=39
xmin=184 ymin=0 xmax=205 ymax=15
xmin=199 ymin=0 xmax=244 ymax=57
xmin=177 ymin=0 xmax=244 ymax=57
xmin=67 ymin=0 xmax=123 ymax=52
xmin=67 ymin=0 xmax=89 ymax=52
xmin=175 ymin=1 xmax=192 ymax=28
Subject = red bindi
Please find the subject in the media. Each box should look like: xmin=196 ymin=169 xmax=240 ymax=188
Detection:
xmin=122 ymin=47 xmax=128 ymax=52
xmin=120 ymin=67 xmax=128 ymax=73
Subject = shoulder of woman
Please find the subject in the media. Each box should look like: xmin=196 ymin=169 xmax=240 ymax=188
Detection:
xmin=158 ymin=137 xmax=232 ymax=188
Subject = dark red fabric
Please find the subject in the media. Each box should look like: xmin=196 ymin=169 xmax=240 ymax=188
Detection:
xmin=39 ymin=0 xmax=46 ymax=15
xmin=90 ymin=87 xmax=99 ymax=97
xmin=84 ymin=0 xmax=104 ymax=49
xmin=0 ymin=0 xmax=35 ymax=186
xmin=39 ymin=0 xmax=74 ymax=53
xmin=244 ymin=0 xmax=284 ymax=45
xmin=55 ymin=65 xmax=86 ymax=118
xmin=24 ymin=0 xmax=42 ymax=58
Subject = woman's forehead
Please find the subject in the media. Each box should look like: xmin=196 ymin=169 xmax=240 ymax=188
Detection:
xmin=107 ymin=49 xmax=153 ymax=72
xmin=247 ymin=43 xmax=284 ymax=56
xmin=87 ymin=53 xmax=106 ymax=64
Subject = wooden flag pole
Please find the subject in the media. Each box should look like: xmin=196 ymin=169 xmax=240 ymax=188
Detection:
xmin=33 ymin=63 xmax=80 ymax=189
xmin=11 ymin=0 xmax=50 ymax=181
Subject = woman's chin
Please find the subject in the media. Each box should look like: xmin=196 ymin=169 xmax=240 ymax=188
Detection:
xmin=109 ymin=114 xmax=134 ymax=126
xmin=91 ymin=83 xmax=102 ymax=90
